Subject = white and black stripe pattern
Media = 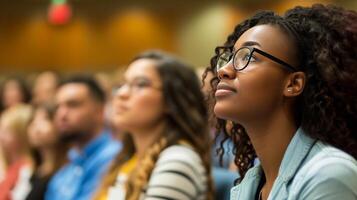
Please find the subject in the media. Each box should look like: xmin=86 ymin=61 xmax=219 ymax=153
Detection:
xmin=140 ymin=145 xmax=207 ymax=200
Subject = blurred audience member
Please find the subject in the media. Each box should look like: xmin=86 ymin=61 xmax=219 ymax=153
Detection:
xmin=31 ymin=71 xmax=59 ymax=106
xmin=94 ymin=51 xmax=213 ymax=200
xmin=26 ymin=103 xmax=68 ymax=200
xmin=0 ymin=147 xmax=5 ymax=182
xmin=94 ymin=73 xmax=112 ymax=100
xmin=94 ymin=72 xmax=116 ymax=130
xmin=45 ymin=75 xmax=121 ymax=200
xmin=0 ymin=104 xmax=34 ymax=200
xmin=0 ymin=77 xmax=31 ymax=113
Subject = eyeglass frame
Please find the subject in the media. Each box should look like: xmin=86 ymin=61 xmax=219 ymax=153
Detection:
xmin=112 ymin=79 xmax=162 ymax=96
xmin=216 ymin=46 xmax=298 ymax=72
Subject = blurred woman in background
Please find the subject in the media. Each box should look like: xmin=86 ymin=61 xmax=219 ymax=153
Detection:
xmin=25 ymin=103 xmax=68 ymax=200
xmin=0 ymin=147 xmax=5 ymax=182
xmin=0 ymin=77 xmax=31 ymax=114
xmin=0 ymin=104 xmax=33 ymax=200
xmin=94 ymin=51 xmax=213 ymax=200
xmin=31 ymin=71 xmax=59 ymax=106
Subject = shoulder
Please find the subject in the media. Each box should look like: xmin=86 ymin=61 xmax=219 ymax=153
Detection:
xmin=154 ymin=145 xmax=206 ymax=177
xmin=301 ymin=142 xmax=357 ymax=179
xmin=154 ymin=144 xmax=206 ymax=177
xmin=158 ymin=145 xmax=203 ymax=163
xmin=99 ymin=133 xmax=122 ymax=157
xmin=98 ymin=141 xmax=121 ymax=160
xmin=144 ymin=145 xmax=207 ymax=200
xmin=290 ymin=143 xmax=357 ymax=198
xmin=89 ymin=135 xmax=121 ymax=166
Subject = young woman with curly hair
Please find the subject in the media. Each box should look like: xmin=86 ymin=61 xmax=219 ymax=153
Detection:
xmin=203 ymin=4 xmax=357 ymax=200
xmin=94 ymin=51 xmax=213 ymax=200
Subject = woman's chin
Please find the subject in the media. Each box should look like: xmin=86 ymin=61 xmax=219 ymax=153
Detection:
xmin=113 ymin=119 xmax=130 ymax=130
xmin=214 ymin=107 xmax=231 ymax=121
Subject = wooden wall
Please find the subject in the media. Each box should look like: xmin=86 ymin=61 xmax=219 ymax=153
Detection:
xmin=1 ymin=0 xmax=350 ymax=74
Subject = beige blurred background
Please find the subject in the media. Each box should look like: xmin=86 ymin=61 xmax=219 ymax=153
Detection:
xmin=0 ymin=0 xmax=356 ymax=75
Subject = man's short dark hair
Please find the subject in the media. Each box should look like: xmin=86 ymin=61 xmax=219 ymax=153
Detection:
xmin=59 ymin=74 xmax=106 ymax=104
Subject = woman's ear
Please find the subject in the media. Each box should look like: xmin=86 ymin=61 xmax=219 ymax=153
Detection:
xmin=284 ymin=72 xmax=306 ymax=97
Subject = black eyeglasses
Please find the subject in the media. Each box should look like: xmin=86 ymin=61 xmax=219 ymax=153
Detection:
xmin=216 ymin=46 xmax=297 ymax=72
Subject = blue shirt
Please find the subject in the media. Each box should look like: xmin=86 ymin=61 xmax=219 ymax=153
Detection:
xmin=231 ymin=128 xmax=357 ymax=200
xmin=45 ymin=131 xmax=121 ymax=200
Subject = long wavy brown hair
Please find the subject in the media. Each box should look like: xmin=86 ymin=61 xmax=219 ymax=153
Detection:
xmin=203 ymin=4 xmax=357 ymax=184
xmin=95 ymin=51 xmax=214 ymax=200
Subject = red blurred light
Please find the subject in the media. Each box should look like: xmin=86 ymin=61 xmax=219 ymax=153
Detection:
xmin=48 ymin=3 xmax=72 ymax=25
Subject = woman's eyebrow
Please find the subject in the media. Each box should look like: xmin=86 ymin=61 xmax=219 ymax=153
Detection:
xmin=234 ymin=41 xmax=262 ymax=52
xmin=132 ymin=76 xmax=150 ymax=81
xmin=242 ymin=41 xmax=261 ymax=47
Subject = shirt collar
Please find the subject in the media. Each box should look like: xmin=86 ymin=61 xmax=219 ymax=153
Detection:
xmin=230 ymin=164 xmax=263 ymax=199
xmin=230 ymin=127 xmax=317 ymax=199
xmin=278 ymin=127 xmax=317 ymax=182
xmin=68 ymin=130 xmax=112 ymax=163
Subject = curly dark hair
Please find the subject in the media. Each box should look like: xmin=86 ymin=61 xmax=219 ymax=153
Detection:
xmin=203 ymin=4 xmax=357 ymax=183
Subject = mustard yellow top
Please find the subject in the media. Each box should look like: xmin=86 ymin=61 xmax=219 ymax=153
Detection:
xmin=97 ymin=155 xmax=138 ymax=200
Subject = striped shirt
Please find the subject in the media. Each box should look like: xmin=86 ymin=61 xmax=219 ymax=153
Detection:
xmin=141 ymin=145 xmax=208 ymax=200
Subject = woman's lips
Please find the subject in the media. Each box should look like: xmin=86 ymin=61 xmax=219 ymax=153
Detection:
xmin=115 ymin=104 xmax=128 ymax=114
xmin=215 ymin=82 xmax=237 ymax=98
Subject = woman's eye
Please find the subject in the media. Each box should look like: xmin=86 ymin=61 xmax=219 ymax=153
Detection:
xmin=134 ymin=80 xmax=151 ymax=88
xmin=239 ymin=53 xmax=250 ymax=62
xmin=241 ymin=53 xmax=251 ymax=61
xmin=249 ymin=55 xmax=257 ymax=62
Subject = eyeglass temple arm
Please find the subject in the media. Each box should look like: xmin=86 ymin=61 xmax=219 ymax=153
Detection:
xmin=253 ymin=48 xmax=297 ymax=72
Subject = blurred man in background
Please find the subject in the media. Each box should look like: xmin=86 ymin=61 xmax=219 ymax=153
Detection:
xmin=45 ymin=75 xmax=121 ymax=200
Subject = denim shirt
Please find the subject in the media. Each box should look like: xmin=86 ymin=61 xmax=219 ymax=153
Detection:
xmin=45 ymin=131 xmax=121 ymax=200
xmin=230 ymin=128 xmax=357 ymax=200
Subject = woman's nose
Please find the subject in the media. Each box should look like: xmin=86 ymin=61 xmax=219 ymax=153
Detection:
xmin=115 ymin=84 xmax=131 ymax=99
xmin=217 ymin=62 xmax=236 ymax=80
